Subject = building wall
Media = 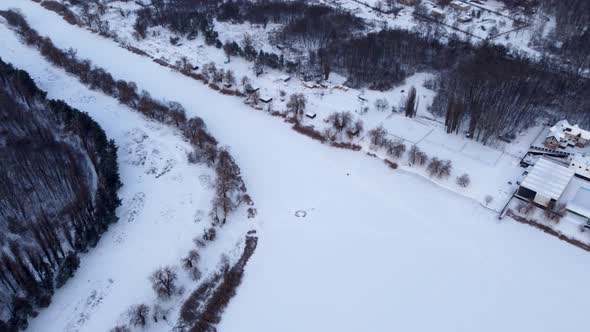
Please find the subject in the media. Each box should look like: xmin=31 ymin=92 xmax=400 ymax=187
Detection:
xmin=533 ymin=193 xmax=551 ymax=207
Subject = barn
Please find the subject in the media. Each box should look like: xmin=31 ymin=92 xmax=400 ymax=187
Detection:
xmin=516 ymin=158 xmax=575 ymax=207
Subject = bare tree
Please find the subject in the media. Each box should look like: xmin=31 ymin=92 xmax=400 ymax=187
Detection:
xmin=110 ymin=325 xmax=131 ymax=332
xmin=346 ymin=119 xmax=364 ymax=139
xmin=149 ymin=266 xmax=178 ymax=299
xmin=439 ymin=160 xmax=452 ymax=178
xmin=368 ymin=125 xmax=388 ymax=147
xmin=181 ymin=249 xmax=201 ymax=280
xmin=240 ymin=75 xmax=250 ymax=87
xmin=484 ymin=195 xmax=493 ymax=206
xmin=386 ymin=139 xmax=406 ymax=158
xmin=224 ymin=70 xmax=236 ymax=86
xmin=128 ymin=304 xmax=150 ymax=328
xmin=456 ymin=173 xmax=470 ymax=187
xmin=286 ymin=93 xmax=306 ymax=122
xmin=327 ymin=111 xmax=353 ymax=138
xmin=408 ymin=145 xmax=428 ymax=166
xmin=375 ymin=98 xmax=389 ymax=112
xmin=404 ymin=86 xmax=417 ymax=118
xmin=517 ymin=200 xmax=534 ymax=215
xmin=210 ymin=149 xmax=243 ymax=225
xmin=545 ymin=201 xmax=567 ymax=223
xmin=427 ymin=157 xmax=442 ymax=177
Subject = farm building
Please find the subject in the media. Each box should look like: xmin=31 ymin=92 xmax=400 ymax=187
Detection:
xmin=516 ymin=157 xmax=575 ymax=208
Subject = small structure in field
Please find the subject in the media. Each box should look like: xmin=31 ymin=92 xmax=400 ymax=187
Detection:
xmin=305 ymin=112 xmax=317 ymax=119
xmin=516 ymin=157 xmax=575 ymax=208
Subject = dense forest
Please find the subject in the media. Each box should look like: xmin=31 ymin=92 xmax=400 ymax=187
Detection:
xmin=0 ymin=58 xmax=121 ymax=331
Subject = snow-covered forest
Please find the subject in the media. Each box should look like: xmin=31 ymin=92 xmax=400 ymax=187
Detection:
xmin=0 ymin=57 xmax=121 ymax=330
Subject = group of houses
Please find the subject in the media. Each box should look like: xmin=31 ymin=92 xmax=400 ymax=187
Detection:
xmin=515 ymin=120 xmax=590 ymax=224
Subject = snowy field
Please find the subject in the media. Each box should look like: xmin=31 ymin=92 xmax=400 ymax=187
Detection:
xmin=2 ymin=1 xmax=590 ymax=332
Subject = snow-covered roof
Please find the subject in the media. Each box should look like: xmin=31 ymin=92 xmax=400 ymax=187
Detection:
xmin=548 ymin=119 xmax=590 ymax=141
xmin=431 ymin=8 xmax=445 ymax=15
xmin=276 ymin=74 xmax=291 ymax=82
xmin=521 ymin=157 xmax=575 ymax=200
xmin=568 ymin=187 xmax=590 ymax=218
xmin=571 ymin=153 xmax=590 ymax=166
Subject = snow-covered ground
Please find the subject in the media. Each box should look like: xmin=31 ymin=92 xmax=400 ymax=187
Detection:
xmin=2 ymin=1 xmax=590 ymax=331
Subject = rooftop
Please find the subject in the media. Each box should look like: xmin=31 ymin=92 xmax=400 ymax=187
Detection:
xmin=568 ymin=187 xmax=590 ymax=219
xmin=521 ymin=157 xmax=575 ymax=200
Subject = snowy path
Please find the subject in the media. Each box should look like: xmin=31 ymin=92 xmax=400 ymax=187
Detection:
xmin=2 ymin=2 xmax=590 ymax=331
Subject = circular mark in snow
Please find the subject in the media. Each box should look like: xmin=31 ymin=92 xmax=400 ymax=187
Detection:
xmin=295 ymin=210 xmax=307 ymax=218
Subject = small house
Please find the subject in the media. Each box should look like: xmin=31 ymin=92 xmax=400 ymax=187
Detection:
xmin=277 ymin=74 xmax=291 ymax=82
xmin=259 ymin=95 xmax=273 ymax=103
xmin=516 ymin=157 xmax=575 ymax=208
xmin=430 ymin=8 xmax=446 ymax=20
xmin=245 ymin=86 xmax=260 ymax=94
xmin=305 ymin=112 xmax=317 ymax=119
xmin=450 ymin=1 xmax=470 ymax=11
xmin=358 ymin=95 xmax=368 ymax=102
